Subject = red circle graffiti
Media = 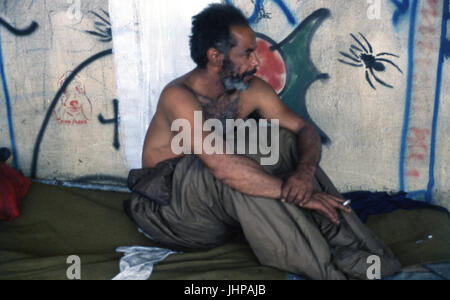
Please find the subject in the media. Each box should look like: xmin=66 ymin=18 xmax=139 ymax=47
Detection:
xmin=255 ymin=37 xmax=286 ymax=94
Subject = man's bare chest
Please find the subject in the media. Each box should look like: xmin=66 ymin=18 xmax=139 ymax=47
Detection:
xmin=196 ymin=92 xmax=254 ymax=123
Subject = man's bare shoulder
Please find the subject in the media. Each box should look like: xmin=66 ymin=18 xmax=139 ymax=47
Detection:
xmin=161 ymin=77 xmax=193 ymax=102
xmin=158 ymin=78 xmax=201 ymax=118
xmin=239 ymin=76 xmax=278 ymax=108
xmin=242 ymin=76 xmax=276 ymax=98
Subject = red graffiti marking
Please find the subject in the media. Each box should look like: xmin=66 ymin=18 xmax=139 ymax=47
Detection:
xmin=413 ymin=73 xmax=433 ymax=84
xmin=412 ymin=104 xmax=431 ymax=113
xmin=408 ymin=153 xmax=426 ymax=161
xmin=416 ymin=41 xmax=436 ymax=51
xmin=407 ymin=127 xmax=430 ymax=164
xmin=421 ymin=0 xmax=439 ymax=17
xmin=416 ymin=2 xmax=439 ymax=40
xmin=255 ymin=37 xmax=286 ymax=94
xmin=403 ymin=0 xmax=442 ymax=188
xmin=419 ymin=25 xmax=436 ymax=35
xmin=407 ymin=169 xmax=421 ymax=178
xmin=414 ymin=58 xmax=433 ymax=67
xmin=420 ymin=0 xmax=439 ymax=29
xmin=408 ymin=127 xmax=430 ymax=144
xmin=409 ymin=0 xmax=439 ymax=119
xmin=408 ymin=143 xmax=428 ymax=154
xmin=53 ymin=71 xmax=92 ymax=125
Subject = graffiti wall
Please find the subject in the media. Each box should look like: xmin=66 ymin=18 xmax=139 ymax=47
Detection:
xmin=0 ymin=0 xmax=448 ymax=209
xmin=227 ymin=0 xmax=449 ymax=209
xmin=0 ymin=0 xmax=127 ymax=187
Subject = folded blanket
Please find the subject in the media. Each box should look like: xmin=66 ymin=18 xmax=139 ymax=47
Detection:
xmin=343 ymin=191 xmax=449 ymax=223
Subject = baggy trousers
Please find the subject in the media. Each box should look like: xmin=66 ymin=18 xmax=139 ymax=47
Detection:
xmin=126 ymin=127 xmax=401 ymax=280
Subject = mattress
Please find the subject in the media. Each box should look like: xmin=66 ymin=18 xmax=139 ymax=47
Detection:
xmin=0 ymin=182 xmax=449 ymax=280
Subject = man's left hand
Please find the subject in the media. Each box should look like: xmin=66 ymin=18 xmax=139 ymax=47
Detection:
xmin=281 ymin=171 xmax=315 ymax=206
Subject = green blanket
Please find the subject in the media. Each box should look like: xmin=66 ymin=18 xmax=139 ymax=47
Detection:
xmin=0 ymin=182 xmax=448 ymax=280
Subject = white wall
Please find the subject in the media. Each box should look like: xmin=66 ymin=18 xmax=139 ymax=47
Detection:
xmin=109 ymin=0 xmax=220 ymax=169
xmin=0 ymin=0 xmax=448 ymax=209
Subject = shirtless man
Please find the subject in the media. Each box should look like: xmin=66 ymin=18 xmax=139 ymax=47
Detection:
xmin=141 ymin=4 xmax=350 ymax=225
xmin=127 ymin=4 xmax=401 ymax=279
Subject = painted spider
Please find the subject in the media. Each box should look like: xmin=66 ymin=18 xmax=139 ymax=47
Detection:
xmin=338 ymin=32 xmax=403 ymax=90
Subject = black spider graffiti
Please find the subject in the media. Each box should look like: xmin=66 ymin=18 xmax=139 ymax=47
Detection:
xmin=338 ymin=32 xmax=403 ymax=90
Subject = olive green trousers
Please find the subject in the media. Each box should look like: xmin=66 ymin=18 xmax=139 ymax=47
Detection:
xmin=126 ymin=127 xmax=401 ymax=279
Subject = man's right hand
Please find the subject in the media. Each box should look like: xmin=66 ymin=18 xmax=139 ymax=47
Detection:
xmin=298 ymin=192 xmax=352 ymax=225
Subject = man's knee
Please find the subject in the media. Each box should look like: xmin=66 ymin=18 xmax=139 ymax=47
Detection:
xmin=257 ymin=127 xmax=298 ymax=175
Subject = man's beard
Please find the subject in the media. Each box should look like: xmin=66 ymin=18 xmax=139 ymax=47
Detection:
xmin=221 ymin=56 xmax=257 ymax=92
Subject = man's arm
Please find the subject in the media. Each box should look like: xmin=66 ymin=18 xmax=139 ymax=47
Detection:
xmin=160 ymin=85 xmax=283 ymax=200
xmin=248 ymin=77 xmax=322 ymax=205
xmin=247 ymin=78 xmax=352 ymax=224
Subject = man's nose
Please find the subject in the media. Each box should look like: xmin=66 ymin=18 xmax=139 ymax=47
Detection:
xmin=251 ymin=52 xmax=261 ymax=69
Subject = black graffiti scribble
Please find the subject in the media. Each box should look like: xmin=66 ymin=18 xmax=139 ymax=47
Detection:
xmin=0 ymin=17 xmax=38 ymax=36
xmin=98 ymin=99 xmax=120 ymax=150
xmin=84 ymin=9 xmax=112 ymax=43
xmin=31 ymin=49 xmax=113 ymax=178
xmin=338 ymin=32 xmax=403 ymax=90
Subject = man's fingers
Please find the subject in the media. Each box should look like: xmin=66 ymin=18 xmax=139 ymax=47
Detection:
xmin=281 ymin=184 xmax=290 ymax=202
xmin=281 ymin=185 xmax=297 ymax=203
xmin=300 ymin=191 xmax=312 ymax=206
xmin=336 ymin=201 xmax=352 ymax=213
xmin=324 ymin=195 xmax=352 ymax=213
xmin=323 ymin=200 xmax=340 ymax=224
xmin=317 ymin=203 xmax=339 ymax=225
xmin=286 ymin=187 xmax=299 ymax=204
xmin=330 ymin=196 xmax=346 ymax=203
xmin=315 ymin=193 xmax=352 ymax=213
xmin=316 ymin=195 xmax=340 ymax=224
xmin=292 ymin=189 xmax=306 ymax=205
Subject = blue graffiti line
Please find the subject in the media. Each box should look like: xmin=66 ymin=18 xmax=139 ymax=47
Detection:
xmin=443 ymin=37 xmax=450 ymax=59
xmin=0 ymin=31 xmax=19 ymax=170
xmin=389 ymin=0 xmax=410 ymax=27
xmin=399 ymin=0 xmax=418 ymax=192
xmin=426 ymin=0 xmax=449 ymax=203
xmin=443 ymin=2 xmax=450 ymax=60
xmin=242 ymin=0 xmax=263 ymax=24
xmin=407 ymin=189 xmax=427 ymax=199
xmin=272 ymin=0 xmax=296 ymax=25
xmin=225 ymin=0 xmax=296 ymax=25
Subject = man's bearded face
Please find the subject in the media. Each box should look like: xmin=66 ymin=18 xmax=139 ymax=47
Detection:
xmin=220 ymin=55 xmax=257 ymax=92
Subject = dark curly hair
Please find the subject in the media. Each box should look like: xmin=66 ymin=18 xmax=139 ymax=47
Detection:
xmin=189 ymin=4 xmax=249 ymax=68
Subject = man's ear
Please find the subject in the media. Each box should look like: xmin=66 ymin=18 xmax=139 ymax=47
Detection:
xmin=206 ymin=48 xmax=224 ymax=69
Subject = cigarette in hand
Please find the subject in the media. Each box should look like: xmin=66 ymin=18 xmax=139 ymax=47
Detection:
xmin=342 ymin=199 xmax=351 ymax=207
